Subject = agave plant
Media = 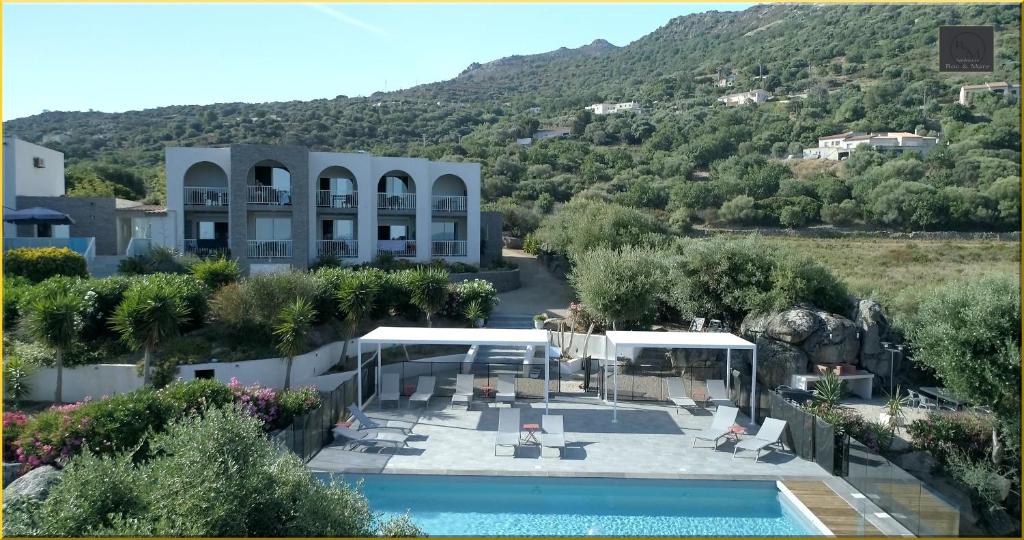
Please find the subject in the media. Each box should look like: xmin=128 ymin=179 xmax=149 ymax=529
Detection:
xmin=882 ymin=386 xmax=909 ymax=432
xmin=812 ymin=371 xmax=845 ymax=410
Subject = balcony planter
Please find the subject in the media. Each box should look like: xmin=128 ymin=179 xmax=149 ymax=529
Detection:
xmin=533 ymin=314 xmax=548 ymax=329
xmin=474 ymin=318 xmax=485 ymax=328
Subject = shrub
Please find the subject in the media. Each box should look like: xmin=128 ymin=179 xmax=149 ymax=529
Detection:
xmin=453 ymin=279 xmax=499 ymax=320
xmin=211 ymin=272 xmax=317 ymax=333
xmin=3 ymin=247 xmax=87 ymax=283
xmin=522 ymin=233 xmax=542 ymax=255
xmin=276 ymin=386 xmax=323 ymax=428
xmin=907 ymin=411 xmax=995 ymax=464
xmin=3 ymin=275 xmax=31 ymax=330
xmin=117 ymin=246 xmax=193 ymax=275
xmin=569 ymin=246 xmax=666 ymax=329
xmin=406 ymin=267 xmax=450 ymax=327
xmin=3 ymin=411 xmax=29 ymax=462
xmin=944 ymin=448 xmax=1012 ymax=511
xmin=3 ymin=341 xmax=43 ymax=402
xmin=190 ymin=258 xmax=240 ymax=290
xmin=156 ymin=379 xmax=235 ymax=418
xmin=534 ymin=199 xmax=668 ymax=261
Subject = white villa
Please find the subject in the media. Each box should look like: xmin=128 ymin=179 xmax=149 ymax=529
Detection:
xmin=166 ymin=144 xmax=481 ymax=273
xmin=717 ymin=89 xmax=770 ymax=106
xmin=585 ymin=101 xmax=643 ymax=115
xmin=802 ymin=131 xmax=939 ymax=161
xmin=958 ymin=82 xmax=1021 ymax=106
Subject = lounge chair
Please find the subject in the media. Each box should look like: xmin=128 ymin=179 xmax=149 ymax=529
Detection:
xmin=495 ymin=374 xmax=516 ymax=405
xmin=409 ymin=376 xmax=435 ymax=408
xmin=733 ymin=417 xmax=787 ymax=462
xmin=665 ymin=377 xmax=699 ymax=414
xmin=692 ymin=405 xmax=739 ymax=450
xmin=451 ymin=373 xmax=474 ymax=409
xmin=538 ymin=414 xmax=566 ymax=458
xmin=705 ymin=379 xmax=734 ymax=408
xmin=495 ymin=407 xmax=521 ymax=456
xmin=349 ymin=406 xmax=414 ymax=434
xmin=379 ymin=373 xmax=400 ymax=409
xmin=332 ymin=425 xmax=409 ymax=451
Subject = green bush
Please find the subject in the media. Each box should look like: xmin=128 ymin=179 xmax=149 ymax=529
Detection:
xmin=907 ymin=411 xmax=995 ymax=464
xmin=522 ymin=233 xmax=542 ymax=255
xmin=190 ymin=258 xmax=240 ymax=290
xmin=3 ymin=275 xmax=31 ymax=330
xmin=156 ymin=379 xmax=235 ymax=417
xmin=534 ymin=199 xmax=668 ymax=261
xmin=276 ymin=386 xmax=324 ymax=427
xmin=117 ymin=246 xmax=194 ymax=275
xmin=128 ymin=274 xmax=210 ymax=332
xmin=944 ymin=448 xmax=1011 ymax=512
xmin=210 ymin=271 xmax=317 ymax=333
xmin=449 ymin=279 xmax=499 ymax=321
xmin=3 ymin=247 xmax=88 ymax=283
xmin=4 ymin=407 xmax=416 ymax=537
xmin=569 ymin=246 xmax=666 ymax=329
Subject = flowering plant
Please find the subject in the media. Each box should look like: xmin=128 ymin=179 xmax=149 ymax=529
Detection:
xmin=228 ymin=377 xmax=280 ymax=428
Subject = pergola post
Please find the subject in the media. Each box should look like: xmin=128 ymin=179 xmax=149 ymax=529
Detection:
xmin=612 ymin=343 xmax=618 ymax=423
xmin=726 ymin=348 xmax=732 ymax=393
xmin=602 ymin=335 xmax=609 ymax=402
xmin=751 ymin=346 xmax=758 ymax=421
xmin=377 ymin=343 xmax=383 ymax=405
xmin=544 ymin=334 xmax=550 ymax=413
xmin=356 ymin=340 xmax=363 ymax=406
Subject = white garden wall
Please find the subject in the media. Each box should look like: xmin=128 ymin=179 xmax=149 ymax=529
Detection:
xmin=25 ymin=364 xmax=143 ymax=403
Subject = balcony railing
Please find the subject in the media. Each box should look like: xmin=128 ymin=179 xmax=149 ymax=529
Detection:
xmin=184 ymin=187 xmax=229 ymax=206
xmin=432 ymin=195 xmax=467 ymax=212
xmin=316 ymin=190 xmax=358 ymax=209
xmin=377 ymin=240 xmax=416 ymax=258
xmin=431 ymin=240 xmax=467 ymax=257
xmin=248 ymin=185 xmax=292 ymax=205
xmin=247 ymin=240 xmax=292 ymax=258
xmin=377 ymin=192 xmax=416 ymax=211
xmin=183 ymin=239 xmax=230 ymax=258
xmin=318 ymin=239 xmax=358 ymax=258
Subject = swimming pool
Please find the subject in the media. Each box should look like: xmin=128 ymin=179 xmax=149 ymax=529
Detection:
xmin=321 ymin=474 xmax=825 ymax=536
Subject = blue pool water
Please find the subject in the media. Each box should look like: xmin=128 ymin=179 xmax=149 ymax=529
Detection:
xmin=320 ymin=474 xmax=820 ymax=536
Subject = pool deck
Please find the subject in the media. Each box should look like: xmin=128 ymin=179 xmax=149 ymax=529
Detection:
xmin=308 ymin=395 xmax=829 ymax=480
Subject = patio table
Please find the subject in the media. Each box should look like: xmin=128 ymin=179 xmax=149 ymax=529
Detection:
xmin=480 ymin=385 xmax=495 ymax=399
xmin=521 ymin=423 xmax=541 ymax=445
xmin=727 ymin=424 xmax=746 ymax=443
xmin=919 ymin=386 xmax=968 ymax=410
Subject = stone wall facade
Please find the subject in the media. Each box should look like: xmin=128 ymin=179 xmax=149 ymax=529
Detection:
xmin=16 ymin=196 xmax=118 ymax=255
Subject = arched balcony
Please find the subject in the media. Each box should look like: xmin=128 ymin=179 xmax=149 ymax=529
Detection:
xmin=431 ymin=174 xmax=468 ymax=257
xmin=247 ymin=160 xmax=291 ymax=205
xmin=183 ymin=161 xmax=229 ymax=206
xmin=316 ymin=166 xmax=357 ymax=209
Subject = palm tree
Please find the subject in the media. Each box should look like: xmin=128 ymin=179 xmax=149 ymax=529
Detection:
xmin=335 ymin=273 xmax=379 ymax=365
xmin=274 ymin=297 xmax=316 ymax=390
xmin=110 ymin=285 xmax=189 ymax=386
xmin=407 ymin=267 xmax=450 ymax=327
xmin=23 ymin=291 xmax=83 ymax=403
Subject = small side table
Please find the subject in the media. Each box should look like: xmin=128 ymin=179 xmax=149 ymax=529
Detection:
xmin=480 ymin=385 xmax=495 ymax=399
xmin=727 ymin=424 xmax=746 ymax=442
xmin=402 ymin=384 xmax=416 ymax=397
xmin=522 ymin=423 xmax=541 ymax=445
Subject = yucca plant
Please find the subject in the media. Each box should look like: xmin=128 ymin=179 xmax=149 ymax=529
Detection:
xmin=882 ymin=386 xmax=909 ymax=432
xmin=273 ymin=297 xmax=316 ymax=390
xmin=407 ymin=267 xmax=450 ymax=327
xmin=111 ymin=284 xmax=189 ymax=387
xmin=812 ymin=370 xmax=845 ymax=410
xmin=22 ymin=291 xmax=83 ymax=403
xmin=335 ymin=272 xmax=380 ymax=363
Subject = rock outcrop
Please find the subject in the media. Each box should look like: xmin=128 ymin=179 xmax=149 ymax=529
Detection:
xmin=2 ymin=465 xmax=61 ymax=511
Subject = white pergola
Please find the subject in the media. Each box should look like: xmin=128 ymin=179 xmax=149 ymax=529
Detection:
xmin=604 ymin=331 xmax=758 ymax=422
xmin=357 ymin=327 xmax=553 ymax=410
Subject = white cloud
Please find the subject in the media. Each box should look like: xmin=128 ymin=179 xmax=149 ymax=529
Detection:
xmin=305 ymin=3 xmax=390 ymax=38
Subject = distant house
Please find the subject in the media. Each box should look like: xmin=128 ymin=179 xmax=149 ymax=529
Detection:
xmin=958 ymin=82 xmax=1021 ymax=106
xmin=717 ymin=89 xmax=770 ymax=106
xmin=802 ymin=131 xmax=938 ymax=160
xmin=516 ymin=137 xmax=533 ymax=146
xmin=525 ymin=106 xmax=541 ymax=114
xmin=532 ymin=128 xmax=571 ymax=141
xmin=585 ymin=101 xmax=643 ymax=115
xmin=715 ymin=74 xmax=737 ymax=88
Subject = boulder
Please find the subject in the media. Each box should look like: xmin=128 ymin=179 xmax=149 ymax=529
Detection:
xmin=2 ymin=465 xmax=61 ymax=511
xmin=852 ymin=299 xmax=897 ymax=387
xmin=739 ymin=311 xmax=773 ymax=340
xmin=764 ymin=308 xmax=820 ymax=344
xmin=801 ymin=311 xmax=859 ymax=365
xmin=753 ymin=336 xmax=809 ymax=389
xmin=894 ymin=450 xmax=938 ymax=476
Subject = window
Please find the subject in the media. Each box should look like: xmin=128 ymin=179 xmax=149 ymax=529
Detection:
xmin=322 ymin=219 xmax=354 ymax=240
xmin=320 ymin=177 xmax=354 ymax=193
xmin=32 ymin=157 xmax=45 ymax=168
xmin=254 ymin=217 xmax=291 ymax=240
xmin=198 ymin=221 xmax=215 ymax=240
xmin=432 ymin=221 xmax=456 ymax=241
xmin=384 ymin=176 xmax=408 ymax=194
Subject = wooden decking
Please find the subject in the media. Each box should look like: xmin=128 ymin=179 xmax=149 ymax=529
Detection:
xmin=782 ymin=480 xmax=883 ymax=536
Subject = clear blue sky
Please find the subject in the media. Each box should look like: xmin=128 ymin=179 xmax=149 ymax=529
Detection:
xmin=3 ymin=3 xmax=751 ymax=121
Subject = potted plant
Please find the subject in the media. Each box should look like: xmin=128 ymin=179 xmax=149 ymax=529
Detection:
xmin=533 ymin=313 xmax=548 ymax=329
xmin=464 ymin=300 xmax=486 ymax=328
xmin=880 ymin=386 xmax=908 ymax=430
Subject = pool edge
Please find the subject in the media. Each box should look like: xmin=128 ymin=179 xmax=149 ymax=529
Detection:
xmin=776 ymin=480 xmax=835 ymax=537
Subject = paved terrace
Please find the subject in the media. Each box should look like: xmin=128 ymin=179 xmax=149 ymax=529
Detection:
xmin=307 ymin=396 xmax=829 ymax=480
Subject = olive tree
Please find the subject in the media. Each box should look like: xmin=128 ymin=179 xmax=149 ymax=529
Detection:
xmin=568 ymin=246 xmax=666 ymax=330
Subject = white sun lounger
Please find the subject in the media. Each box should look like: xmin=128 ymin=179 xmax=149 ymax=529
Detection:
xmin=495 ymin=407 xmax=521 ymax=456
xmin=692 ymin=406 xmax=739 ymax=450
xmin=665 ymin=377 xmax=699 ymax=413
xmin=409 ymin=376 xmax=435 ymax=408
xmin=332 ymin=425 xmax=409 ymax=450
xmin=451 ymin=373 xmax=474 ymax=409
xmin=380 ymin=373 xmax=400 ymax=409
xmin=734 ymin=418 xmax=788 ymax=462
xmin=538 ymin=414 xmax=566 ymax=458
xmin=349 ymin=406 xmax=414 ymax=434
xmin=495 ymin=374 xmax=516 ymax=405
xmin=705 ymin=379 xmax=734 ymax=408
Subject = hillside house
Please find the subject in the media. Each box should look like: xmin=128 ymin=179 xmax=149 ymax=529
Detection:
xmin=958 ymin=82 xmax=1021 ymax=106
xmin=717 ymin=89 xmax=770 ymax=106
xmin=802 ymin=132 xmax=938 ymax=161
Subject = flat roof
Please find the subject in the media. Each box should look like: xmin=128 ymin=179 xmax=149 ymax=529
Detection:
xmin=359 ymin=326 xmax=549 ymax=346
xmin=605 ymin=330 xmax=755 ymax=350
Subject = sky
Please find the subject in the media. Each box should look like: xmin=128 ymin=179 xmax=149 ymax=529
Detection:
xmin=3 ymin=2 xmax=752 ymax=121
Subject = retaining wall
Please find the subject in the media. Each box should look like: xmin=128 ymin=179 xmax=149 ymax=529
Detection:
xmin=449 ymin=267 xmax=520 ymax=292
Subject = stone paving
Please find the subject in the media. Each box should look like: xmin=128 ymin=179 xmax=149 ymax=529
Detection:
xmin=307 ymin=395 xmax=830 ymax=480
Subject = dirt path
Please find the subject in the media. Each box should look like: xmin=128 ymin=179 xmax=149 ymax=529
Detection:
xmin=494 ymin=248 xmax=573 ymax=318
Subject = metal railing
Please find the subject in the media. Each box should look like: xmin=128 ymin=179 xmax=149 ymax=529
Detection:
xmin=183 ymin=239 xmax=230 ymax=258
xmin=184 ymin=186 xmax=228 ymax=206
xmin=377 ymin=358 xmax=562 ymax=402
xmin=377 ymin=192 xmax=416 ymax=210
xmin=318 ymin=239 xmax=358 ymax=258
xmin=316 ymin=190 xmax=358 ymax=208
xmin=247 ymin=240 xmax=292 ymax=258
xmin=272 ymin=376 xmax=355 ymax=463
xmin=431 ymin=240 xmax=467 ymax=257
xmin=377 ymin=240 xmax=416 ymax=257
xmin=431 ymin=195 xmax=467 ymax=212
xmin=247 ymin=185 xmax=292 ymax=205
xmin=125 ymin=237 xmax=152 ymax=257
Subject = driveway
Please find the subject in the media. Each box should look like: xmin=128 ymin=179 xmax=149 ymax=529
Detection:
xmin=494 ymin=248 xmax=573 ymax=318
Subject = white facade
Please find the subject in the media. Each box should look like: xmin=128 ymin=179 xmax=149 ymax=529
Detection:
xmin=585 ymin=101 xmax=643 ymax=115
xmin=717 ymin=89 xmax=770 ymax=106
xmin=958 ymin=82 xmax=1021 ymax=106
xmin=166 ymin=145 xmax=481 ymax=270
xmin=803 ymin=132 xmax=939 ymax=160
xmin=2 ymin=137 xmax=65 ymax=237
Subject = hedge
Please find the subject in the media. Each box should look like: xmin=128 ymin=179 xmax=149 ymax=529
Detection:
xmin=3 ymin=247 xmax=88 ymax=283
